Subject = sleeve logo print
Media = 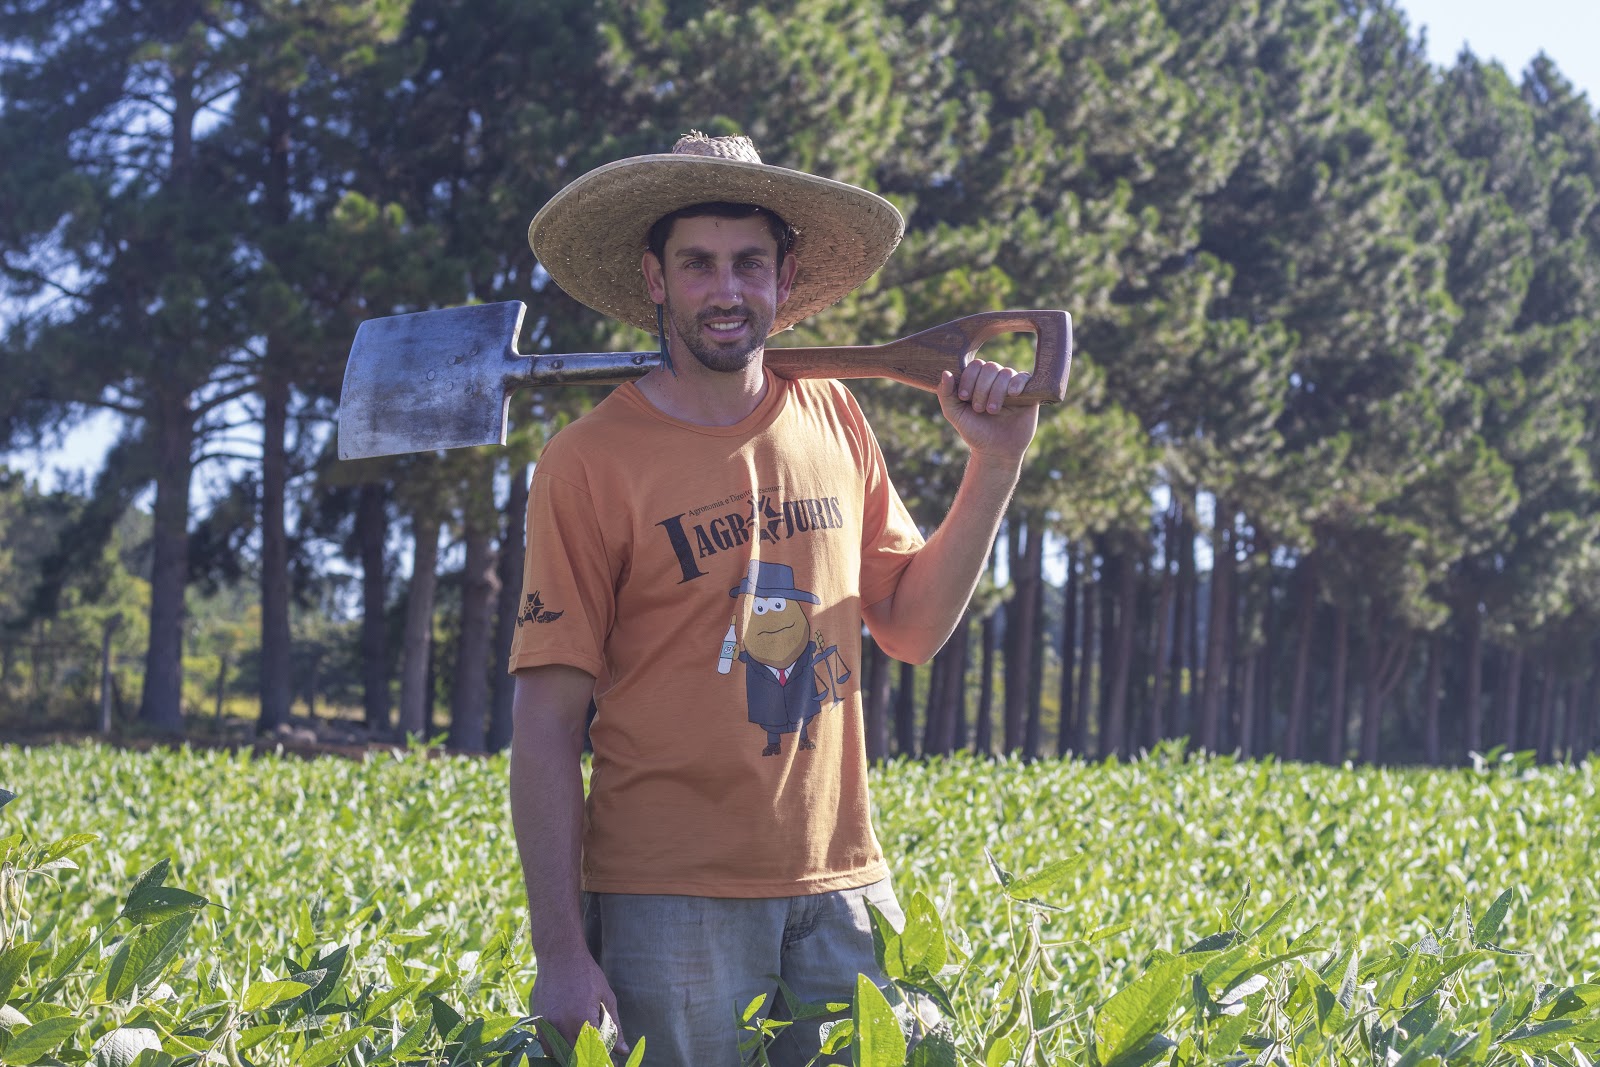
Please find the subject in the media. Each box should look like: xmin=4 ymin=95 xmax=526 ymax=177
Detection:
xmin=517 ymin=591 xmax=565 ymax=626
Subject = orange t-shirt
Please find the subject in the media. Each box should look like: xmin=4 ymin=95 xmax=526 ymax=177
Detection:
xmin=508 ymin=371 xmax=924 ymax=897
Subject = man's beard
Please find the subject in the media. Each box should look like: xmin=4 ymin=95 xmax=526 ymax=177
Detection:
xmin=665 ymin=298 xmax=772 ymax=373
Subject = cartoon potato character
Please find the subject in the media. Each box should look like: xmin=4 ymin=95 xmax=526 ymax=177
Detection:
xmin=730 ymin=561 xmax=826 ymax=756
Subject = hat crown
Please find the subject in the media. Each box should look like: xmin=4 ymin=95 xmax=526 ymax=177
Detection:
xmin=673 ymin=130 xmax=762 ymax=164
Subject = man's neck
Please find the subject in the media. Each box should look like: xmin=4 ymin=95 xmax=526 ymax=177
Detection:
xmin=635 ymin=352 xmax=770 ymax=426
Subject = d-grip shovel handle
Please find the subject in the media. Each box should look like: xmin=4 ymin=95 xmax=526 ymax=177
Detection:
xmin=764 ymin=310 xmax=1073 ymax=404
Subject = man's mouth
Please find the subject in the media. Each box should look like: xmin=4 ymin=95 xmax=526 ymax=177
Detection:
xmin=700 ymin=314 xmax=749 ymax=339
xmin=758 ymin=620 xmax=796 ymax=637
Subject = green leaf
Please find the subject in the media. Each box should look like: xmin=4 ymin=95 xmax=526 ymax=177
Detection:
xmin=1475 ymin=890 xmax=1517 ymax=948
xmin=1002 ymin=854 xmax=1087 ymax=903
xmin=89 ymin=1027 xmax=162 ymax=1067
xmin=119 ymin=886 xmax=207 ymax=927
xmin=1105 ymin=1034 xmax=1177 ymax=1067
xmin=1 ymin=1016 xmax=81 ymax=1066
xmin=298 ymin=1025 xmax=373 ymax=1067
xmin=907 ymin=1029 xmax=959 ymax=1067
xmin=106 ymin=913 xmax=194 ymax=1000
xmin=371 ymin=1010 xmax=431 ymax=1065
xmin=125 ymin=862 xmax=170 ymax=900
xmin=571 ymin=1026 xmax=611 ymax=1067
xmin=37 ymin=834 xmax=98 ymax=868
xmin=428 ymin=996 xmax=462 ymax=1042
xmin=887 ymin=894 xmax=946 ymax=984
xmin=852 ymin=975 xmax=906 ymax=1067
xmin=0 ymin=942 xmax=40 ymax=1006
xmin=242 ymin=979 xmax=314 ymax=1013
xmin=983 ymin=848 xmax=1014 ymax=889
xmin=623 ymin=1035 xmax=646 ymax=1067
xmin=1092 ymin=955 xmax=1191 ymax=1066
xmin=357 ymin=984 xmax=414 ymax=1025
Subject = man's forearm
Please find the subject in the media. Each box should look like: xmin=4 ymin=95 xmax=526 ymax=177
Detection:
xmin=866 ymin=452 xmax=1023 ymax=664
xmin=508 ymin=669 xmax=593 ymax=960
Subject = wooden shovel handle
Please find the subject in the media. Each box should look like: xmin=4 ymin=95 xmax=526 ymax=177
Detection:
xmin=764 ymin=310 xmax=1072 ymax=404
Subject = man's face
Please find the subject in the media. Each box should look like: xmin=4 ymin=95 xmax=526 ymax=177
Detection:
xmin=642 ymin=214 xmax=798 ymax=374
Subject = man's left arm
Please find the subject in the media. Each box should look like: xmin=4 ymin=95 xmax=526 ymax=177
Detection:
xmin=863 ymin=361 xmax=1039 ymax=665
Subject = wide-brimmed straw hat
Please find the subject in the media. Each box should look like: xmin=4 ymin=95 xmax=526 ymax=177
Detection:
xmin=528 ymin=131 xmax=904 ymax=335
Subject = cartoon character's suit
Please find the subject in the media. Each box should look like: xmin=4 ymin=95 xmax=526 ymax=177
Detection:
xmin=739 ymin=642 xmax=825 ymax=746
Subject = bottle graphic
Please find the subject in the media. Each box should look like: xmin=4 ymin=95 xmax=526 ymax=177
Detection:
xmin=717 ymin=619 xmax=737 ymax=674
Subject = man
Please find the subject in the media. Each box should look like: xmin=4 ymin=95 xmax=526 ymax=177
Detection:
xmin=508 ymin=131 xmax=1038 ymax=1066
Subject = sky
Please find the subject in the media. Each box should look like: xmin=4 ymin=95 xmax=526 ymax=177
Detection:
xmin=8 ymin=2 xmax=1599 ymax=495
xmin=1398 ymin=0 xmax=1599 ymax=104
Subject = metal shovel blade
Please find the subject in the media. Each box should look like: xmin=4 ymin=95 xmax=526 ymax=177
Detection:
xmin=337 ymin=302 xmax=526 ymax=461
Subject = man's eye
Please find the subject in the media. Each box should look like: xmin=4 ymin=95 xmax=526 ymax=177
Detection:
xmin=752 ymin=601 xmax=769 ymax=616
xmin=769 ymin=597 xmax=786 ymax=613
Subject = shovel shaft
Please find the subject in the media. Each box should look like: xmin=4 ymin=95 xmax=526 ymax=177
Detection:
xmin=508 ymin=310 xmax=1072 ymax=403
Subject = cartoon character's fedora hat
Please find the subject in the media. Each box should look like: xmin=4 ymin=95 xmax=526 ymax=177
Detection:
xmin=528 ymin=131 xmax=904 ymax=335
xmin=729 ymin=561 xmax=820 ymax=604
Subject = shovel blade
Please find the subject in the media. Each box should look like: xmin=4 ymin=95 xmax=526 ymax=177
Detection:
xmin=337 ymin=301 xmax=526 ymax=460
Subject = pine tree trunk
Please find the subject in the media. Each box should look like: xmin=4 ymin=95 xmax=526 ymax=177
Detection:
xmin=1076 ymin=561 xmax=1097 ymax=755
xmin=488 ymin=465 xmax=529 ymax=752
xmin=1056 ymin=545 xmax=1078 ymax=757
xmin=99 ymin=614 xmax=122 ymax=734
xmin=448 ymin=507 xmax=498 ymax=753
xmin=975 ymin=612 xmax=997 ymax=756
xmin=1104 ymin=546 xmax=1137 ymax=758
xmin=138 ymin=396 xmax=194 ymax=734
xmin=1148 ymin=516 xmax=1175 ymax=749
xmin=1025 ymin=558 xmax=1047 ymax=754
xmin=940 ymin=614 xmax=966 ymax=755
xmin=921 ymin=642 xmax=949 ymax=757
xmin=1171 ymin=502 xmax=1195 ymax=739
xmin=1359 ymin=601 xmax=1383 ymax=765
xmin=894 ymin=660 xmax=917 ymax=758
xmin=1422 ymin=635 xmax=1444 ymax=765
xmin=1020 ymin=531 xmax=1046 ymax=759
xmin=257 ymin=92 xmax=293 ymax=737
xmin=1562 ymin=677 xmax=1581 ymax=763
xmin=1197 ymin=506 xmax=1233 ymax=753
xmin=1325 ymin=602 xmax=1350 ymax=764
xmin=1004 ymin=522 xmax=1041 ymax=754
xmin=1498 ymin=647 xmax=1524 ymax=750
xmin=358 ymin=483 xmax=391 ymax=733
xmin=1237 ymin=652 xmax=1258 ymax=757
xmin=1535 ymin=661 xmax=1557 ymax=763
xmin=258 ymin=370 xmax=292 ymax=735
xmin=1256 ymin=538 xmax=1278 ymax=755
xmin=398 ymin=515 xmax=443 ymax=739
xmin=863 ymin=636 xmax=891 ymax=762
xmin=1464 ymin=611 xmax=1484 ymax=758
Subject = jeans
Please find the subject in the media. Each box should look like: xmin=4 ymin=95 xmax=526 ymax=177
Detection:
xmin=581 ymin=879 xmax=907 ymax=1067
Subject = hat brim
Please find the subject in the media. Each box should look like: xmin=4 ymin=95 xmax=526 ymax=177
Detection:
xmin=528 ymin=154 xmax=904 ymax=335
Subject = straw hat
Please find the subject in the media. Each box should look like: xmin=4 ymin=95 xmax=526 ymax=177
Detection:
xmin=528 ymin=131 xmax=904 ymax=335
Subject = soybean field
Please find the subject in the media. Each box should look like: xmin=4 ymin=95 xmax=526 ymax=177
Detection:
xmin=1 ymin=743 xmax=1597 ymax=1066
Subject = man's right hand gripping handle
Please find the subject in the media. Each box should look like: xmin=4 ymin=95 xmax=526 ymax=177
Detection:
xmin=509 ymin=665 xmax=628 ymax=1053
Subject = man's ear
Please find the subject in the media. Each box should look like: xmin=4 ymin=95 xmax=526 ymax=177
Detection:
xmin=642 ymin=251 xmax=667 ymax=304
xmin=776 ymin=253 xmax=798 ymax=305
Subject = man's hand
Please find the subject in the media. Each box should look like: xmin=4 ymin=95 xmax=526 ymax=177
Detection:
xmin=529 ymin=950 xmax=628 ymax=1055
xmin=937 ymin=362 xmax=1039 ymax=466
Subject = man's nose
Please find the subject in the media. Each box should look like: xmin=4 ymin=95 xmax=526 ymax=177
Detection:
xmin=711 ymin=264 xmax=744 ymax=305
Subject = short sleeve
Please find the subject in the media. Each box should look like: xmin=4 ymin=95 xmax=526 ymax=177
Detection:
xmin=507 ymin=463 xmax=617 ymax=679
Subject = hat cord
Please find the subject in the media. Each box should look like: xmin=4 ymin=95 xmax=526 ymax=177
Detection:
xmin=654 ymin=303 xmax=678 ymax=378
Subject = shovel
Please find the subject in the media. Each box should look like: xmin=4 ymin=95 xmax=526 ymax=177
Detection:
xmin=336 ymin=301 xmax=1071 ymax=460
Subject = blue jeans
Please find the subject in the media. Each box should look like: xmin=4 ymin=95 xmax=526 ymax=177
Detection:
xmin=581 ymin=879 xmax=907 ymax=1067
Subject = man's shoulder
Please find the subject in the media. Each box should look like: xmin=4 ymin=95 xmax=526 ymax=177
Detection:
xmin=537 ymin=387 xmax=647 ymax=469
